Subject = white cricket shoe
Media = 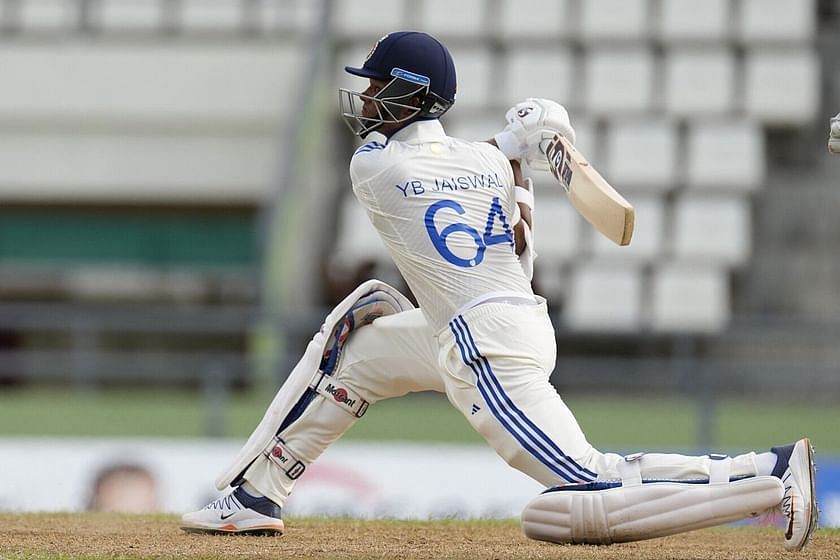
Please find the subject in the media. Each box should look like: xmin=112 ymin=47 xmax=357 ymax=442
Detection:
xmin=180 ymin=486 xmax=284 ymax=535
xmin=772 ymin=438 xmax=818 ymax=552
xmin=830 ymin=113 xmax=840 ymax=154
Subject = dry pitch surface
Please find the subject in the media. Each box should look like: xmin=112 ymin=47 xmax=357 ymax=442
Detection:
xmin=1 ymin=513 xmax=839 ymax=560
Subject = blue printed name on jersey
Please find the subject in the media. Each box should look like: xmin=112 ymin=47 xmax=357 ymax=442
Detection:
xmin=394 ymin=172 xmax=505 ymax=198
xmin=434 ymin=172 xmax=503 ymax=192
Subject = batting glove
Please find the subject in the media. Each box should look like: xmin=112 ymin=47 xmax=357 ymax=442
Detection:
xmin=830 ymin=113 xmax=840 ymax=155
xmin=494 ymin=98 xmax=576 ymax=170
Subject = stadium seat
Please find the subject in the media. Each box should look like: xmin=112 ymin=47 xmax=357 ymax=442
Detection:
xmin=651 ymin=262 xmax=730 ymax=333
xmin=98 ymin=0 xmax=162 ymax=31
xmin=445 ymin=46 xmax=495 ymax=108
xmin=584 ymin=47 xmax=655 ymax=116
xmin=738 ymin=0 xmax=816 ymax=43
xmin=744 ymin=49 xmax=820 ymax=125
xmin=332 ymin=0 xmax=404 ymax=38
xmin=445 ymin=112 xmax=502 ymax=143
xmin=671 ymin=194 xmax=751 ymax=266
xmin=530 ymin=193 xmax=582 ymax=267
xmin=603 ymin=118 xmax=677 ymax=191
xmin=0 ymin=44 xmax=303 ymax=122
xmin=257 ymin=0 xmax=319 ymax=33
xmin=589 ymin=194 xmax=665 ymax=262
xmin=418 ymin=0 xmax=487 ymax=38
xmin=686 ymin=121 xmax=764 ymax=191
xmin=579 ymin=0 xmax=650 ymax=42
xmin=566 ymin=116 xmax=598 ymax=168
xmin=18 ymin=0 xmax=75 ymax=31
xmin=498 ymin=0 xmax=569 ymax=39
xmin=502 ymin=47 xmax=576 ymax=108
xmin=663 ymin=48 xmax=736 ymax=117
xmin=658 ymin=0 xmax=730 ymax=43
xmin=0 ymin=130 xmax=277 ymax=202
xmin=563 ymin=262 xmax=643 ymax=332
xmin=180 ymin=0 xmax=243 ymax=31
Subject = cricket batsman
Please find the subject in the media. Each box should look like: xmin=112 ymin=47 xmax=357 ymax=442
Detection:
xmin=181 ymin=31 xmax=818 ymax=551
xmin=830 ymin=113 xmax=840 ymax=154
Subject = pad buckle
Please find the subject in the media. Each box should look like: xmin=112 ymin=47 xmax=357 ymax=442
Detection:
xmin=264 ymin=436 xmax=306 ymax=480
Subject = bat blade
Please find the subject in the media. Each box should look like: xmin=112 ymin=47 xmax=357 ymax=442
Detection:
xmin=544 ymin=133 xmax=634 ymax=246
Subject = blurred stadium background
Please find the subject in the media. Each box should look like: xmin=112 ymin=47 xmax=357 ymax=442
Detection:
xmin=0 ymin=0 xmax=838 ymax=524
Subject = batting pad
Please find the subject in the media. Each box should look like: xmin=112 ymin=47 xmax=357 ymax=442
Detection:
xmin=215 ymin=279 xmax=413 ymax=491
xmin=521 ymin=476 xmax=783 ymax=545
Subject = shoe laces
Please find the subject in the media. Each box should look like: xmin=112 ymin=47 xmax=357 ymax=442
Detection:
xmin=781 ymin=471 xmax=796 ymax=520
xmin=204 ymin=493 xmax=241 ymax=512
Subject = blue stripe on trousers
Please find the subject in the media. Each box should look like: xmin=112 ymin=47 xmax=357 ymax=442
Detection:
xmin=455 ymin=316 xmax=598 ymax=480
xmin=448 ymin=316 xmax=596 ymax=483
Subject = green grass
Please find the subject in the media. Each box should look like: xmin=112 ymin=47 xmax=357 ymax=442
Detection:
xmin=0 ymin=387 xmax=837 ymax=453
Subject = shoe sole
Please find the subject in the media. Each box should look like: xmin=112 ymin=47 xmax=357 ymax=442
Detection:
xmin=180 ymin=523 xmax=284 ymax=536
xmin=786 ymin=438 xmax=818 ymax=552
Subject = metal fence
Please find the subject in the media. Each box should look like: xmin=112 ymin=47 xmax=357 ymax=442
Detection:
xmin=2 ymin=300 xmax=840 ymax=444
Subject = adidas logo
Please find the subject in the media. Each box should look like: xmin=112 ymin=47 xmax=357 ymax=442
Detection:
xmin=471 ymin=404 xmax=481 ymax=415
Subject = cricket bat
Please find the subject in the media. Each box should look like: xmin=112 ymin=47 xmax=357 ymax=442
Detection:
xmin=543 ymin=133 xmax=634 ymax=246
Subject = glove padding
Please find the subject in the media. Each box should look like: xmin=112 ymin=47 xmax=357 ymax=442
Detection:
xmin=829 ymin=113 xmax=840 ymax=155
xmin=494 ymin=98 xmax=576 ymax=170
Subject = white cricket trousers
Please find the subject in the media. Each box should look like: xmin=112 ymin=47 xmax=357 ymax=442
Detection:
xmin=244 ymin=301 xmax=760 ymax=506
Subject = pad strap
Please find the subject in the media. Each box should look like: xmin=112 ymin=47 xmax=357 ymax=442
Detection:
xmin=708 ymin=454 xmax=733 ymax=484
xmin=619 ymin=452 xmax=643 ymax=487
xmin=263 ymin=436 xmax=307 ymax=480
xmin=309 ymin=370 xmax=370 ymax=418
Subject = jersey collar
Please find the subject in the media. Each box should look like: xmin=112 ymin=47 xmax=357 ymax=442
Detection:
xmin=388 ymin=119 xmax=447 ymax=145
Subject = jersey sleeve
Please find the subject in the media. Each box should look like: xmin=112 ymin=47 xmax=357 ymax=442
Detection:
xmin=349 ymin=134 xmax=389 ymax=187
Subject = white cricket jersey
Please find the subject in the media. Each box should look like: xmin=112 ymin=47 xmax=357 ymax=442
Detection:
xmin=349 ymin=119 xmax=534 ymax=333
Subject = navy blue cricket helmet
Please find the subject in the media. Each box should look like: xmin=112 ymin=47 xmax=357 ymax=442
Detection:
xmin=339 ymin=31 xmax=457 ymax=137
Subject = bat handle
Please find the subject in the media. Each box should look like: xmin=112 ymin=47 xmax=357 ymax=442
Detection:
xmin=538 ymin=137 xmax=554 ymax=155
xmin=540 ymin=131 xmax=570 ymax=155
